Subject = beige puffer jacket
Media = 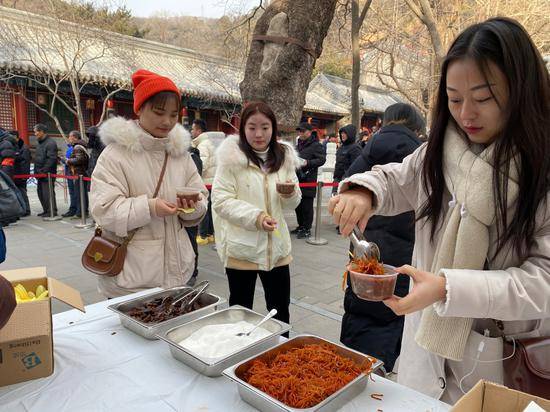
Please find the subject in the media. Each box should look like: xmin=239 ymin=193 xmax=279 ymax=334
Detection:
xmin=90 ymin=117 xmax=208 ymax=298
xmin=212 ymin=135 xmax=301 ymax=271
xmin=191 ymin=132 xmax=217 ymax=184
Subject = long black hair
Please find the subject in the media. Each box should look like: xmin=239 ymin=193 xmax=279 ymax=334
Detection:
xmin=238 ymin=101 xmax=285 ymax=173
xmin=419 ymin=17 xmax=550 ymax=259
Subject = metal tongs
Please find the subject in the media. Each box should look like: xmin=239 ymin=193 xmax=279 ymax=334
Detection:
xmin=349 ymin=226 xmax=380 ymax=261
xmin=161 ymin=280 xmax=209 ymax=309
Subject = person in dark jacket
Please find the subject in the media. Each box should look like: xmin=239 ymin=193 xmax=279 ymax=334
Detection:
xmin=0 ymin=128 xmax=17 ymax=179
xmin=86 ymin=126 xmax=104 ymax=177
xmin=340 ymin=103 xmax=425 ymax=373
xmin=293 ymin=122 xmax=326 ymax=239
xmin=186 ymin=144 xmax=203 ymax=287
xmin=66 ymin=131 xmax=89 ymax=218
xmin=357 ymin=130 xmax=370 ymax=149
xmin=33 ymin=123 xmax=59 ymax=217
xmin=13 ymin=132 xmax=31 ymax=216
xmin=333 ymin=124 xmax=362 ymax=194
xmin=61 ymin=130 xmax=79 ymax=217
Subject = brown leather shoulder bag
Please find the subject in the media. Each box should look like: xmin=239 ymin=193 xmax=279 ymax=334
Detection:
xmin=496 ymin=320 xmax=550 ymax=399
xmin=82 ymin=153 xmax=168 ymax=276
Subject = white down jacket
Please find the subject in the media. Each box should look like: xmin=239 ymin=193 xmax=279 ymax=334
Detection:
xmin=212 ymin=135 xmax=301 ymax=271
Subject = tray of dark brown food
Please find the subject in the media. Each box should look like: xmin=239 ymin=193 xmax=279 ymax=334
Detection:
xmin=345 ymin=257 xmax=397 ymax=301
xmin=108 ymin=286 xmax=225 ymax=339
xmin=223 ymin=334 xmax=382 ymax=412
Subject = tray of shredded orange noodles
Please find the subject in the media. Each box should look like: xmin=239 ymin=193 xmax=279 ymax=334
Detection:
xmin=223 ymin=334 xmax=383 ymax=412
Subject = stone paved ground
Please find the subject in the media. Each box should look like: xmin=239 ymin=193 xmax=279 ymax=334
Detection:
xmin=3 ymin=183 xmax=351 ymax=343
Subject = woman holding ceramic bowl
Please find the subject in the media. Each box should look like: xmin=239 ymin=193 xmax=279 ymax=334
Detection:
xmin=90 ymin=69 xmax=208 ymax=298
xmin=212 ymin=101 xmax=301 ymax=324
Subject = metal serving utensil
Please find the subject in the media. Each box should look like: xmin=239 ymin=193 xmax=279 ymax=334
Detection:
xmin=349 ymin=225 xmax=380 ymax=261
xmin=180 ymin=280 xmax=210 ymax=310
xmin=169 ymin=280 xmax=209 ymax=308
xmin=236 ymin=309 xmax=277 ymax=337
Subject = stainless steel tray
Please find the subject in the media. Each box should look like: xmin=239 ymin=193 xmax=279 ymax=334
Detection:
xmin=157 ymin=306 xmax=291 ymax=377
xmin=223 ymin=334 xmax=383 ymax=412
xmin=107 ymin=287 xmax=226 ymax=340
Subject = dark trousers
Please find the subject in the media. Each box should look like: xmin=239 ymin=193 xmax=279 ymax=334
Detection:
xmin=295 ymin=196 xmax=315 ymax=230
xmin=67 ymin=177 xmax=77 ymax=213
xmin=15 ymin=181 xmax=30 ymax=215
xmin=37 ymin=177 xmax=57 ymax=215
xmin=226 ymin=265 xmax=290 ymax=326
xmin=199 ymin=192 xmax=214 ymax=238
xmin=185 ymin=225 xmax=199 ymax=279
xmin=74 ymin=178 xmax=89 ymax=216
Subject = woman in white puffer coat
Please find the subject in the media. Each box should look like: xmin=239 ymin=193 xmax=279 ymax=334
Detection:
xmin=212 ymin=101 xmax=301 ymax=324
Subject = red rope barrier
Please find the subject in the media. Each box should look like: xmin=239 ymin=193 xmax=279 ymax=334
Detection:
xmin=12 ymin=174 xmax=339 ymax=188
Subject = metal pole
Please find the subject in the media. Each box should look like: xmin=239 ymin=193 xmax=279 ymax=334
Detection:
xmin=75 ymin=175 xmax=92 ymax=229
xmin=306 ymin=181 xmax=328 ymax=246
xmin=43 ymin=172 xmax=61 ymax=221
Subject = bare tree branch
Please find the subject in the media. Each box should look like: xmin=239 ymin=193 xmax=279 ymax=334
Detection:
xmin=358 ymin=0 xmax=373 ymax=27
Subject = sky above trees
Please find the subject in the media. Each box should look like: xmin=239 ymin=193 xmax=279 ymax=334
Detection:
xmin=121 ymin=0 xmax=258 ymax=18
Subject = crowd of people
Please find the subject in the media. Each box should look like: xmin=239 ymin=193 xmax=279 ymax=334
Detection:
xmin=0 ymin=17 xmax=548 ymax=405
xmin=0 ymin=122 xmax=106 ymax=227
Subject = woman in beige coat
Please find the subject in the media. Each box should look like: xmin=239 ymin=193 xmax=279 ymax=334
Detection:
xmin=330 ymin=18 xmax=550 ymax=403
xmin=90 ymin=70 xmax=207 ymax=298
xmin=212 ymin=101 xmax=301 ymax=324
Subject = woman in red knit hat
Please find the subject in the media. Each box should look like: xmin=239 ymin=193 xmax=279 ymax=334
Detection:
xmin=89 ymin=70 xmax=208 ymax=298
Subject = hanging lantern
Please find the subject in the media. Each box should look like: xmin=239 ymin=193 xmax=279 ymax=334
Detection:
xmin=181 ymin=107 xmax=188 ymax=117
xmin=85 ymin=98 xmax=95 ymax=110
xmin=106 ymin=99 xmax=114 ymax=109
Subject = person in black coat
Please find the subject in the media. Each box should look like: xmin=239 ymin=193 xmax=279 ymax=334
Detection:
xmin=340 ymin=103 xmax=425 ymax=373
xmin=13 ymin=132 xmax=31 ymax=216
xmin=33 ymin=123 xmax=59 ymax=217
xmin=86 ymin=126 xmax=104 ymax=176
xmin=333 ymin=124 xmax=362 ymax=194
xmin=86 ymin=126 xmax=105 ymax=177
xmin=186 ymin=144 xmax=203 ymax=287
xmin=293 ymin=122 xmax=326 ymax=239
xmin=0 ymin=128 xmax=17 ymax=179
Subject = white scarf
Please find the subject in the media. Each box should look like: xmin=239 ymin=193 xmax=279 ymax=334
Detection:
xmin=415 ymin=125 xmax=519 ymax=361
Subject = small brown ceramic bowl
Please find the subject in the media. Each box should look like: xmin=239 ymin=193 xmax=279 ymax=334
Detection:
xmin=176 ymin=187 xmax=200 ymax=202
xmin=276 ymin=182 xmax=295 ymax=195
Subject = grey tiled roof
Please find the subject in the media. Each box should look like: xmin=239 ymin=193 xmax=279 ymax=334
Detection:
xmin=308 ymin=73 xmax=402 ymax=114
xmin=0 ymin=6 xmax=242 ymax=103
xmin=0 ymin=6 xmax=397 ymax=117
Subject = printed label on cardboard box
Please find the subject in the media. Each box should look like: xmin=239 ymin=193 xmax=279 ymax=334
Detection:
xmin=0 ymin=335 xmax=52 ymax=387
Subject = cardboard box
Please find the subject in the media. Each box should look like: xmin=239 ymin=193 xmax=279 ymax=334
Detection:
xmin=452 ymin=380 xmax=550 ymax=412
xmin=0 ymin=267 xmax=84 ymax=387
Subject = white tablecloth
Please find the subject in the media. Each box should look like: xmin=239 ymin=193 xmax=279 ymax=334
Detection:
xmin=0 ymin=291 xmax=451 ymax=412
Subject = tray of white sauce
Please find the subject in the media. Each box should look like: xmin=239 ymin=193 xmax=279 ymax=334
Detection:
xmin=157 ymin=306 xmax=291 ymax=377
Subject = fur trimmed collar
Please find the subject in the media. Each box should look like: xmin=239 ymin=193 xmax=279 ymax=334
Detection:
xmin=216 ymin=134 xmax=301 ymax=172
xmin=98 ymin=116 xmax=190 ymax=156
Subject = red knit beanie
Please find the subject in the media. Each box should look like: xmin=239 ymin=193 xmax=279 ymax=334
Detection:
xmin=131 ymin=69 xmax=181 ymax=114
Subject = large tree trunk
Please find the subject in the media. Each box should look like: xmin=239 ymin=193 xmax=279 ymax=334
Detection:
xmin=351 ymin=0 xmax=372 ymax=131
xmin=240 ymin=0 xmax=338 ymax=132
